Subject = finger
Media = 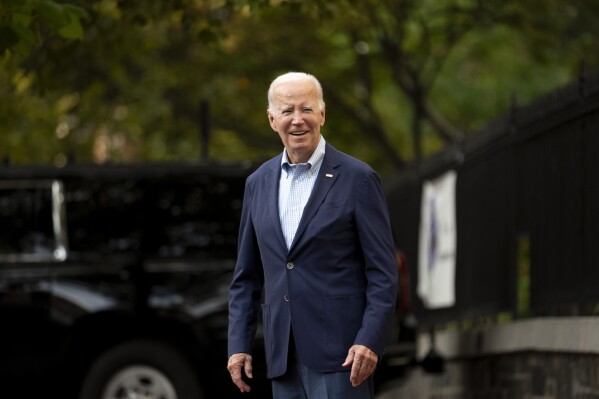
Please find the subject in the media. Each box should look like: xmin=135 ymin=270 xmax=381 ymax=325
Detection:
xmin=230 ymin=367 xmax=251 ymax=392
xmin=349 ymin=352 xmax=367 ymax=386
xmin=236 ymin=379 xmax=252 ymax=393
xmin=350 ymin=361 xmax=372 ymax=387
xmin=342 ymin=347 xmax=355 ymax=368
xmin=350 ymin=359 xmax=361 ymax=386
xmin=244 ymin=357 xmax=253 ymax=379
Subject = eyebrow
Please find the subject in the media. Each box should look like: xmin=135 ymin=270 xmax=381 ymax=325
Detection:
xmin=280 ymin=104 xmax=314 ymax=110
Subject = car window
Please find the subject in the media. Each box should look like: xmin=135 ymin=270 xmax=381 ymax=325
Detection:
xmin=0 ymin=180 xmax=67 ymax=262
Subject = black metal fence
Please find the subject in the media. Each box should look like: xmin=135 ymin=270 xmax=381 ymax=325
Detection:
xmin=385 ymin=69 xmax=599 ymax=328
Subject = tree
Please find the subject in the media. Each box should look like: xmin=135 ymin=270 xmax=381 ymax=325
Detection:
xmin=1 ymin=0 xmax=598 ymax=175
xmin=273 ymin=0 xmax=599 ymax=165
xmin=0 ymin=0 xmax=87 ymax=55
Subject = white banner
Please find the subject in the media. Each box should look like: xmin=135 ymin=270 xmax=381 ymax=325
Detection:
xmin=417 ymin=170 xmax=457 ymax=309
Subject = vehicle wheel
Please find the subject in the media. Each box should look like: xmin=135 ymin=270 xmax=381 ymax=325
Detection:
xmin=79 ymin=340 xmax=203 ymax=399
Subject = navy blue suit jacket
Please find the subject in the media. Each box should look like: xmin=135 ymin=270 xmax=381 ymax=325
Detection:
xmin=228 ymin=143 xmax=397 ymax=379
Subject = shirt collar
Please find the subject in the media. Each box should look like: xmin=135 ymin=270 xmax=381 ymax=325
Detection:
xmin=281 ymin=135 xmax=326 ymax=174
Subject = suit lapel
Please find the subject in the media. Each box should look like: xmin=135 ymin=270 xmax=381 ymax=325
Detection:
xmin=288 ymin=144 xmax=340 ymax=256
xmin=265 ymin=157 xmax=288 ymax=252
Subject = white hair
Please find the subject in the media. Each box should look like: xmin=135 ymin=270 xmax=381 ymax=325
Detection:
xmin=267 ymin=72 xmax=325 ymax=112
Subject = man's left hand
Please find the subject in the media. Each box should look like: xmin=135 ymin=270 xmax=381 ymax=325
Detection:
xmin=341 ymin=344 xmax=378 ymax=387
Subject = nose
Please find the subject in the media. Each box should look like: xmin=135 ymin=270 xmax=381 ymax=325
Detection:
xmin=292 ymin=111 xmax=304 ymax=125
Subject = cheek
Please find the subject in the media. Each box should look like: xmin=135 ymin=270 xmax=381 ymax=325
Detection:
xmin=277 ymin=131 xmax=288 ymax=145
xmin=275 ymin=118 xmax=291 ymax=131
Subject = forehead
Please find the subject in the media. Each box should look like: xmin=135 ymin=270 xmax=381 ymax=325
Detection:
xmin=272 ymin=81 xmax=318 ymax=107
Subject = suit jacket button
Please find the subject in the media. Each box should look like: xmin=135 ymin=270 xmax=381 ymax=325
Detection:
xmin=286 ymin=262 xmax=294 ymax=270
xmin=284 ymin=294 xmax=290 ymax=301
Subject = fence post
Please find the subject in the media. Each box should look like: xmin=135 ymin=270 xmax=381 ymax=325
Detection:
xmin=509 ymin=92 xmax=518 ymax=135
xmin=578 ymin=59 xmax=587 ymax=102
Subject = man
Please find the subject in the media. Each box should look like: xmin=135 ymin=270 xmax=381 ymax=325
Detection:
xmin=227 ymin=72 xmax=398 ymax=399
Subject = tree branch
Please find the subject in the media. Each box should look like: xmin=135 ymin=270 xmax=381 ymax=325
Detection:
xmin=381 ymin=35 xmax=464 ymax=143
xmin=323 ymin=83 xmax=406 ymax=171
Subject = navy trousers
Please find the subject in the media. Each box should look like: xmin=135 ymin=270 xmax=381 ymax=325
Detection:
xmin=271 ymin=339 xmax=374 ymax=399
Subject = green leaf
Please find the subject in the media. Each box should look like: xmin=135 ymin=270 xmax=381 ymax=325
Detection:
xmin=58 ymin=13 xmax=84 ymax=40
xmin=11 ymin=20 xmax=38 ymax=44
xmin=12 ymin=12 xmax=34 ymax=27
xmin=34 ymin=0 xmax=70 ymax=30
xmin=63 ymin=4 xmax=89 ymax=20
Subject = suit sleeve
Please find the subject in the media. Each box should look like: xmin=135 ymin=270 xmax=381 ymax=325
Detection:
xmin=353 ymin=169 xmax=398 ymax=357
xmin=228 ymin=179 xmax=264 ymax=357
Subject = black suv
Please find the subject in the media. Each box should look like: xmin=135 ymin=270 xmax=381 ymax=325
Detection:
xmin=0 ymin=161 xmax=272 ymax=399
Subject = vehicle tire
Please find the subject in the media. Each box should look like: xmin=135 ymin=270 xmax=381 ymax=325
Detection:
xmin=79 ymin=340 xmax=203 ymax=399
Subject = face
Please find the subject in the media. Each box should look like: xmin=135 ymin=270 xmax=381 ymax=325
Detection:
xmin=267 ymin=80 xmax=325 ymax=164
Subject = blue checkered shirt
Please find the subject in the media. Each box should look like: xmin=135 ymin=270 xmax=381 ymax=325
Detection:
xmin=279 ymin=136 xmax=326 ymax=250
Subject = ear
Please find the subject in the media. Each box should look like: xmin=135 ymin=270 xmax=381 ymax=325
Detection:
xmin=320 ymin=107 xmax=326 ymax=126
xmin=267 ymin=110 xmax=277 ymax=131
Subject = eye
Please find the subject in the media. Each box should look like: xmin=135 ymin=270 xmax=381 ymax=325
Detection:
xmin=302 ymin=107 xmax=313 ymax=113
xmin=281 ymin=109 xmax=292 ymax=115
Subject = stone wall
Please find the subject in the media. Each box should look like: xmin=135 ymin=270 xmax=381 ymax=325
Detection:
xmin=377 ymin=318 xmax=599 ymax=399
xmin=377 ymin=352 xmax=599 ymax=399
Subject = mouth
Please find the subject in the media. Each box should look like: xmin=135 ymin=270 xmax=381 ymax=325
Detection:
xmin=289 ymin=131 xmax=308 ymax=136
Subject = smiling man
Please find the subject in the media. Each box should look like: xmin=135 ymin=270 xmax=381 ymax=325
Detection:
xmin=267 ymin=74 xmax=325 ymax=164
xmin=227 ymin=72 xmax=398 ymax=399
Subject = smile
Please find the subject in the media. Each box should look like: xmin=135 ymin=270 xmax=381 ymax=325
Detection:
xmin=290 ymin=131 xmax=308 ymax=136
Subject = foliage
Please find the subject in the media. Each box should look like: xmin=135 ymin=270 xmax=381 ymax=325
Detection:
xmin=0 ymin=0 xmax=87 ymax=54
xmin=1 ymin=0 xmax=598 ymax=176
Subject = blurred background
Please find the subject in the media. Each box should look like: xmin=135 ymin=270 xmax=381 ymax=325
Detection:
xmin=2 ymin=0 xmax=598 ymax=176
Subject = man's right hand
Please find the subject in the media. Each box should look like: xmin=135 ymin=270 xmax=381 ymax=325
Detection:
xmin=227 ymin=353 xmax=253 ymax=393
